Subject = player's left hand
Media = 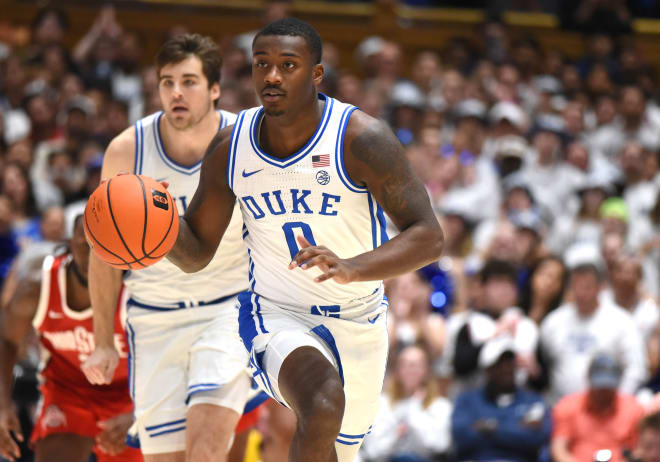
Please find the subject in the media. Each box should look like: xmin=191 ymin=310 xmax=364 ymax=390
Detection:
xmin=289 ymin=236 xmax=358 ymax=284
xmin=96 ymin=412 xmax=134 ymax=455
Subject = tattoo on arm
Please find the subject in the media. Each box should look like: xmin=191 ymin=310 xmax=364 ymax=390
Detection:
xmin=349 ymin=120 xmax=432 ymax=229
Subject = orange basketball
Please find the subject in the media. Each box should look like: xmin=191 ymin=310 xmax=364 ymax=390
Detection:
xmin=83 ymin=174 xmax=179 ymax=270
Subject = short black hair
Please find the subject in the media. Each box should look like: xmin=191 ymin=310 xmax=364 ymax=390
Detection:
xmin=480 ymin=259 xmax=518 ymax=285
xmin=570 ymin=263 xmax=602 ymax=281
xmin=640 ymin=411 xmax=660 ymax=433
xmin=253 ymin=17 xmax=323 ymax=64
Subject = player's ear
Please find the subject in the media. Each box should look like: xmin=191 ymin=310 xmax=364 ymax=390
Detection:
xmin=312 ymin=63 xmax=324 ymax=87
xmin=210 ymin=81 xmax=221 ymax=102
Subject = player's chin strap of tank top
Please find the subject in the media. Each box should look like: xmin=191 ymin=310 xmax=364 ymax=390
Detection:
xmin=68 ymin=259 xmax=88 ymax=288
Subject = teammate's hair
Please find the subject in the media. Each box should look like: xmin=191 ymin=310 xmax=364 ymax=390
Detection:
xmin=253 ymin=18 xmax=322 ymax=65
xmin=640 ymin=411 xmax=660 ymax=433
xmin=156 ymin=34 xmax=222 ymax=87
xmin=480 ymin=259 xmax=517 ymax=285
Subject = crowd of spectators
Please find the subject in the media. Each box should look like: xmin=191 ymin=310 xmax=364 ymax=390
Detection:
xmin=2 ymin=2 xmax=660 ymax=462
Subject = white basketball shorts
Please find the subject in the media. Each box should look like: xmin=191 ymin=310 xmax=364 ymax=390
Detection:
xmin=237 ymin=290 xmax=389 ymax=462
xmin=125 ymin=294 xmax=250 ymax=454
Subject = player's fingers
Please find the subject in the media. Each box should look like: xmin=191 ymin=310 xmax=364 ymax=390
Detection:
xmin=160 ymin=181 xmax=169 ymax=189
xmin=314 ymin=268 xmax=338 ymax=283
xmin=301 ymin=255 xmax=331 ymax=270
xmin=289 ymin=248 xmax=322 ymax=269
xmin=296 ymin=235 xmax=312 ymax=248
xmin=103 ymin=368 xmax=115 ymax=384
xmin=0 ymin=432 xmax=20 ymax=460
xmin=8 ymin=415 xmax=22 ymax=442
xmin=83 ymin=365 xmax=103 ymax=384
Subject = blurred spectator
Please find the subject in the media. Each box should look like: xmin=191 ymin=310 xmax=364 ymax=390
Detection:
xmin=636 ymin=412 xmax=660 ymax=462
xmin=540 ymin=263 xmax=647 ymax=402
xmin=439 ymin=259 xmax=538 ymax=395
xmin=0 ymin=162 xmax=39 ymax=247
xmin=451 ymin=335 xmax=551 ymax=462
xmin=387 ymin=272 xmax=446 ymax=358
xmin=256 ymin=399 xmax=297 ymax=462
xmin=0 ymin=195 xmax=18 ymax=287
xmin=362 ymin=345 xmax=452 ymax=461
xmin=551 ymin=353 xmax=644 ymax=462
xmin=519 ymin=255 xmax=567 ymax=324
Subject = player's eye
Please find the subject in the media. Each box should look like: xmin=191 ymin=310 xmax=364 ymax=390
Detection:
xmin=283 ymin=62 xmax=295 ymax=70
xmin=184 ymin=79 xmax=195 ymax=86
xmin=162 ymin=80 xmax=173 ymax=87
xmin=256 ymin=60 xmax=268 ymax=68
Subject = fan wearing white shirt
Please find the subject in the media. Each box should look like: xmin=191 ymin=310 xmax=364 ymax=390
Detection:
xmin=540 ymin=263 xmax=647 ymax=404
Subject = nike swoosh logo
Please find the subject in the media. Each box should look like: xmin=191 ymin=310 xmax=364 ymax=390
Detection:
xmin=367 ymin=313 xmax=381 ymax=324
xmin=242 ymin=169 xmax=263 ymax=178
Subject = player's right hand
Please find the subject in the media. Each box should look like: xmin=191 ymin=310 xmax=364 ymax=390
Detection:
xmin=82 ymin=346 xmax=119 ymax=385
xmin=0 ymin=406 xmax=22 ymax=461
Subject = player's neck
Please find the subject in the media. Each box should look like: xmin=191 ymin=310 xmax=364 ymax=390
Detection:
xmin=161 ymin=109 xmax=220 ymax=163
xmin=66 ymin=261 xmax=91 ymax=311
xmin=260 ymin=97 xmax=324 ymax=159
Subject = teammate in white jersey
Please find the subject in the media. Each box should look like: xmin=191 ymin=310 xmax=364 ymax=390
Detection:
xmin=167 ymin=19 xmax=444 ymax=462
xmin=81 ymin=35 xmax=256 ymax=462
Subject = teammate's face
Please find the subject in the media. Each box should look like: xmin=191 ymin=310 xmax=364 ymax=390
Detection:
xmin=71 ymin=218 xmax=90 ymax=273
xmin=252 ymin=35 xmax=323 ymax=117
xmin=158 ymin=56 xmax=219 ymax=130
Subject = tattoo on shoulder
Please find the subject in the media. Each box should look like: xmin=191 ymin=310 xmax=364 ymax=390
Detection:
xmin=349 ymin=119 xmax=420 ymax=216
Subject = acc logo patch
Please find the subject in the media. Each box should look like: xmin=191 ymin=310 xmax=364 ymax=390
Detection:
xmin=316 ymin=170 xmax=330 ymax=185
xmin=151 ymin=189 xmax=169 ymax=211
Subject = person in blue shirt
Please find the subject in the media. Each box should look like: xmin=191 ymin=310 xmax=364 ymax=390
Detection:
xmin=452 ymin=335 xmax=551 ymax=462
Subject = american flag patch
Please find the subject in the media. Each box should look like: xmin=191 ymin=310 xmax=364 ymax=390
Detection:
xmin=312 ymin=154 xmax=330 ymax=168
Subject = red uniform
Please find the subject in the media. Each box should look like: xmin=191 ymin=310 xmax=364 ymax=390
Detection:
xmin=30 ymin=253 xmax=142 ymax=462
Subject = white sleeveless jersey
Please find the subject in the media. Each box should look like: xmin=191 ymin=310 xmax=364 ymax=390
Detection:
xmin=228 ymin=94 xmax=387 ymax=310
xmin=124 ymin=110 xmax=248 ymax=306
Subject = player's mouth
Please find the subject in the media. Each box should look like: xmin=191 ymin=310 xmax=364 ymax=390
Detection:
xmin=171 ymin=104 xmax=188 ymax=113
xmin=261 ymin=89 xmax=285 ymax=103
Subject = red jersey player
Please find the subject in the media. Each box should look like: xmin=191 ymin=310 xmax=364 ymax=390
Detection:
xmin=0 ymin=215 xmax=142 ymax=462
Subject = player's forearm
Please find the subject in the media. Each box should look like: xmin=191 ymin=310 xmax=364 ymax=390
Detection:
xmin=89 ymin=255 xmax=122 ymax=348
xmin=348 ymin=220 xmax=443 ymax=281
xmin=0 ymin=340 xmax=18 ymax=408
xmin=167 ymin=218 xmax=215 ymax=273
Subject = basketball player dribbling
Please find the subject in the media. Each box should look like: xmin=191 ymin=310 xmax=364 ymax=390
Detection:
xmin=167 ymin=19 xmax=444 ymax=462
xmin=0 ymin=216 xmax=142 ymax=462
xmin=81 ymin=34 xmax=262 ymax=462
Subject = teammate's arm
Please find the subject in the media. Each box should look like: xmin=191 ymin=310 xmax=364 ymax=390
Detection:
xmin=292 ymin=111 xmax=443 ymax=282
xmin=83 ymin=128 xmax=135 ymax=385
xmin=0 ymin=256 xmax=43 ymax=461
xmin=166 ymin=126 xmax=237 ymax=273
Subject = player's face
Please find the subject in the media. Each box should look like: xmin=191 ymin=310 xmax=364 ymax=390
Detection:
xmin=71 ymin=218 xmax=90 ymax=273
xmin=252 ymin=35 xmax=323 ymax=117
xmin=158 ymin=56 xmax=220 ymax=130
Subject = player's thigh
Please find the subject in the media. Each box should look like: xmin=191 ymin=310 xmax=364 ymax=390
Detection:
xmin=34 ymin=433 xmax=94 ymax=462
xmin=328 ymin=315 xmax=389 ymax=459
xmin=95 ymin=447 xmax=144 ymax=462
xmin=143 ymin=452 xmax=185 ymax=462
xmin=185 ymin=372 xmax=249 ymax=450
xmin=186 ymin=404 xmax=241 ymax=450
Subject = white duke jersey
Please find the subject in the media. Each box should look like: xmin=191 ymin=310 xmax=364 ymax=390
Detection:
xmin=124 ymin=110 xmax=248 ymax=305
xmin=228 ymin=94 xmax=388 ymax=312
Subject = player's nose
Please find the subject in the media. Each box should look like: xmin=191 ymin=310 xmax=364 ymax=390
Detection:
xmin=264 ymin=66 xmax=282 ymax=85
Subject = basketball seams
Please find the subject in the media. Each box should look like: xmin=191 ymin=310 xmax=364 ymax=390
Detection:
xmin=105 ymin=178 xmax=147 ymax=268
xmin=136 ymin=175 xmax=150 ymax=257
xmin=83 ymin=210 xmax=133 ymax=269
xmin=85 ymin=174 xmax=178 ymax=269
xmin=137 ymin=175 xmax=177 ymax=258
